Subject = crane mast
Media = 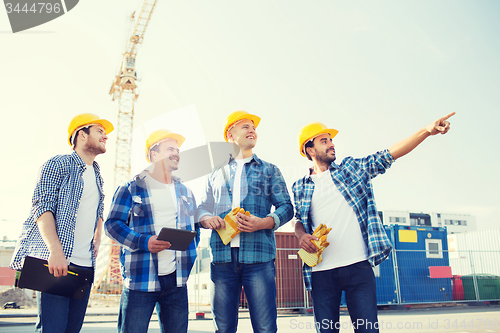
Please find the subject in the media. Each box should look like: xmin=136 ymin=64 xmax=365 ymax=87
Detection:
xmin=109 ymin=0 xmax=157 ymax=187
xmin=94 ymin=0 xmax=158 ymax=292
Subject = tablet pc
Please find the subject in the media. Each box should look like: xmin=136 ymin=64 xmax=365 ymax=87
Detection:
xmin=157 ymin=227 xmax=197 ymax=251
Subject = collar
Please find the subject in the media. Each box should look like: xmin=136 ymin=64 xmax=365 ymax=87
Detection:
xmin=70 ymin=150 xmax=100 ymax=172
xmin=136 ymin=167 xmax=180 ymax=184
xmin=305 ymin=161 xmax=338 ymax=180
xmin=228 ymin=153 xmax=261 ymax=165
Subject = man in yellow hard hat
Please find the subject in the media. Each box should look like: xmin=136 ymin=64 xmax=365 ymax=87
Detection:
xmin=293 ymin=112 xmax=455 ymax=333
xmin=197 ymin=111 xmax=294 ymax=333
xmin=105 ymin=129 xmax=199 ymax=333
xmin=10 ymin=113 xmax=113 ymax=332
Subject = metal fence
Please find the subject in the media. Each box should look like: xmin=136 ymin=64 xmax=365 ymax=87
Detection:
xmin=2 ymin=242 xmax=499 ymax=309
xmin=89 ymin=245 xmax=500 ymax=309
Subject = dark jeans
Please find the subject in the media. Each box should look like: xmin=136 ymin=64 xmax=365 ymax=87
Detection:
xmin=118 ymin=271 xmax=188 ymax=333
xmin=211 ymin=248 xmax=277 ymax=333
xmin=35 ymin=265 xmax=93 ymax=333
xmin=311 ymin=260 xmax=378 ymax=333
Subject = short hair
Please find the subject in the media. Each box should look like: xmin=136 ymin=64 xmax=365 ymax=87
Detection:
xmin=72 ymin=126 xmax=91 ymax=148
xmin=148 ymin=139 xmax=179 ymax=163
xmin=149 ymin=144 xmax=161 ymax=162
xmin=304 ymin=139 xmax=315 ymax=161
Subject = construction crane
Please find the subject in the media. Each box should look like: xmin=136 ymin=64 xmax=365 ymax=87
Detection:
xmin=93 ymin=0 xmax=158 ymax=293
xmin=110 ymin=0 xmax=158 ymax=187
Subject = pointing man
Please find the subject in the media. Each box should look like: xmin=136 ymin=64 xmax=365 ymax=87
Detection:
xmin=293 ymin=113 xmax=454 ymax=333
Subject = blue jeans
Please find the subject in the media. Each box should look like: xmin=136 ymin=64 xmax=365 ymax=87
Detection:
xmin=311 ymin=260 xmax=378 ymax=333
xmin=35 ymin=265 xmax=93 ymax=333
xmin=211 ymin=247 xmax=277 ymax=333
xmin=118 ymin=271 xmax=188 ymax=333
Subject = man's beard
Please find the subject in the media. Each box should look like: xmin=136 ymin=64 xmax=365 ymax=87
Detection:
xmin=84 ymin=137 xmax=106 ymax=155
xmin=315 ymin=148 xmax=336 ymax=165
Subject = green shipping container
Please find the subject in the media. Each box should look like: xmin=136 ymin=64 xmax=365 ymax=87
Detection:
xmin=461 ymin=274 xmax=500 ymax=301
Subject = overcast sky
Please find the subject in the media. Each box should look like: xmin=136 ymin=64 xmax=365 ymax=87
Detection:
xmin=1 ymin=0 xmax=499 ymax=239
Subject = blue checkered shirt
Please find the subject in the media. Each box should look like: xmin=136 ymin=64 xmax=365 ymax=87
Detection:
xmin=293 ymin=150 xmax=394 ymax=291
xmin=105 ymin=171 xmax=199 ymax=291
xmin=197 ymin=154 xmax=294 ymax=263
xmin=10 ymin=151 xmax=105 ymax=271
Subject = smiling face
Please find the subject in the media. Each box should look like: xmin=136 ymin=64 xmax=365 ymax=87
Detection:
xmin=227 ymin=119 xmax=257 ymax=150
xmin=306 ymin=133 xmax=336 ymax=165
xmin=150 ymin=139 xmax=180 ymax=171
xmin=82 ymin=125 xmax=108 ymax=155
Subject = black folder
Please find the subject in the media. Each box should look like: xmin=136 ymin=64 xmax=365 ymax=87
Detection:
xmin=18 ymin=256 xmax=93 ymax=300
xmin=157 ymin=227 xmax=197 ymax=251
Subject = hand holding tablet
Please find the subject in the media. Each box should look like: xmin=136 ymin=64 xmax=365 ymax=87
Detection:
xmin=156 ymin=227 xmax=197 ymax=251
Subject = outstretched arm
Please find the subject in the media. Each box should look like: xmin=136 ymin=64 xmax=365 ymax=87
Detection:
xmin=389 ymin=112 xmax=455 ymax=160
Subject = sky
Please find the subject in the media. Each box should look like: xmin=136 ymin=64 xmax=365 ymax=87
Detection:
xmin=1 ymin=0 xmax=499 ymax=240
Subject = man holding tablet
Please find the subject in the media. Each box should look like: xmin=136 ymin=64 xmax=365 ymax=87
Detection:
xmin=105 ymin=129 xmax=199 ymax=333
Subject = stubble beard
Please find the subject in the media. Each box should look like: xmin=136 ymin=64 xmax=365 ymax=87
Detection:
xmin=316 ymin=149 xmax=336 ymax=165
xmin=84 ymin=137 xmax=106 ymax=156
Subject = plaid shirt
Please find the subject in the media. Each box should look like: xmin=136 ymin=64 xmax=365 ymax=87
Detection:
xmin=10 ymin=151 xmax=104 ymax=271
xmin=105 ymin=171 xmax=199 ymax=291
xmin=293 ymin=150 xmax=394 ymax=291
xmin=197 ymin=154 xmax=294 ymax=264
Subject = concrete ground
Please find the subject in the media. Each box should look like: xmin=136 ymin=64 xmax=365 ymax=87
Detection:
xmin=1 ymin=303 xmax=499 ymax=332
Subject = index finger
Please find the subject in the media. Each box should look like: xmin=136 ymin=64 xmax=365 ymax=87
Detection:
xmin=442 ymin=112 xmax=456 ymax=120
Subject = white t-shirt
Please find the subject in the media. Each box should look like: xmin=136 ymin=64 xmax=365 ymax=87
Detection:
xmin=146 ymin=173 xmax=177 ymax=276
xmin=70 ymin=165 xmax=99 ymax=267
xmin=309 ymin=169 xmax=368 ymax=272
xmin=230 ymin=156 xmax=253 ymax=247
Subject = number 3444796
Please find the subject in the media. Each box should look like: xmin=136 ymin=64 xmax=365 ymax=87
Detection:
xmin=5 ymin=3 xmax=62 ymax=14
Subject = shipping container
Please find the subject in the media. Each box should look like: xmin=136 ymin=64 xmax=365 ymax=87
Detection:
xmin=240 ymin=233 xmax=307 ymax=309
xmin=275 ymin=233 xmax=306 ymax=308
xmin=392 ymin=225 xmax=452 ymax=304
xmin=374 ymin=226 xmax=398 ymax=305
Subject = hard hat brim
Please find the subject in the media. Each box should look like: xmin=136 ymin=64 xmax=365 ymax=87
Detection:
xmin=300 ymin=128 xmax=339 ymax=157
xmin=68 ymin=118 xmax=114 ymax=146
xmin=224 ymin=114 xmax=261 ymax=142
xmin=145 ymin=133 xmax=185 ymax=163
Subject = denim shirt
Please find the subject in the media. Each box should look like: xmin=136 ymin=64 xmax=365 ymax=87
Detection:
xmin=10 ymin=151 xmax=104 ymax=271
xmin=105 ymin=171 xmax=199 ymax=291
xmin=197 ymin=154 xmax=294 ymax=264
xmin=293 ymin=150 xmax=394 ymax=291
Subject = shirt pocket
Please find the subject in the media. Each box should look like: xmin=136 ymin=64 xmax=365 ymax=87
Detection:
xmin=340 ymin=170 xmax=368 ymax=200
xmin=132 ymin=202 xmax=144 ymax=218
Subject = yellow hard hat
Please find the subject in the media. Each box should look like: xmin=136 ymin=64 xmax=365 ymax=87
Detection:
xmin=68 ymin=113 xmax=114 ymax=146
xmin=298 ymin=122 xmax=339 ymax=157
xmin=223 ymin=110 xmax=261 ymax=142
xmin=145 ymin=129 xmax=185 ymax=163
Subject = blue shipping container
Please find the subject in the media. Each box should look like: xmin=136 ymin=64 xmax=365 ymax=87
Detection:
xmin=392 ymin=225 xmax=452 ymax=304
